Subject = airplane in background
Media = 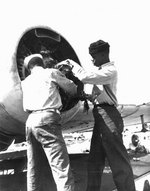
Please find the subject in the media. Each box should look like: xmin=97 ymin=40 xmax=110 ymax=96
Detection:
xmin=0 ymin=25 xmax=82 ymax=151
xmin=0 ymin=25 xmax=150 ymax=152
xmin=0 ymin=25 xmax=150 ymax=191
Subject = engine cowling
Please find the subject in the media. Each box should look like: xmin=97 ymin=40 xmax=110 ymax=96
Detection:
xmin=0 ymin=26 xmax=83 ymax=151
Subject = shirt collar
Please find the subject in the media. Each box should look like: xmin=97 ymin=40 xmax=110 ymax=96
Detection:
xmin=101 ymin=61 xmax=114 ymax=68
xmin=98 ymin=61 xmax=114 ymax=70
xmin=31 ymin=66 xmax=44 ymax=74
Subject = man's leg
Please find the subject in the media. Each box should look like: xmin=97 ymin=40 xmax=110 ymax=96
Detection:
xmin=33 ymin=121 xmax=75 ymax=191
xmin=26 ymin=126 xmax=47 ymax=191
xmin=104 ymin=132 xmax=136 ymax=191
xmin=86 ymin=119 xmax=106 ymax=191
xmin=95 ymin=105 xmax=136 ymax=191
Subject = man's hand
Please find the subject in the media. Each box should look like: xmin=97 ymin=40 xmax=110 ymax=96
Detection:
xmin=55 ymin=60 xmax=73 ymax=72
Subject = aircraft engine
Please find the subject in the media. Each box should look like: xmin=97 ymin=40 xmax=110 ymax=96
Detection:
xmin=0 ymin=26 xmax=82 ymax=151
xmin=131 ymin=132 xmax=150 ymax=154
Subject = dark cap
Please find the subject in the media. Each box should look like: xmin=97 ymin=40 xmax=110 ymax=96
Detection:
xmin=89 ymin=40 xmax=110 ymax=56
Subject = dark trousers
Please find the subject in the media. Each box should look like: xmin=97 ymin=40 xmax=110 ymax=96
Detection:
xmin=86 ymin=104 xmax=136 ymax=191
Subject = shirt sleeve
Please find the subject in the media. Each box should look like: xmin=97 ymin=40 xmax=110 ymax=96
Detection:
xmin=50 ymin=69 xmax=77 ymax=95
xmin=69 ymin=59 xmax=117 ymax=85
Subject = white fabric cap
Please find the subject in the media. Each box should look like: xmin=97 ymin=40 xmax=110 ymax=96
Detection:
xmin=24 ymin=54 xmax=43 ymax=69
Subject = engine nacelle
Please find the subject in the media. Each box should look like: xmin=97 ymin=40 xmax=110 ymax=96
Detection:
xmin=0 ymin=26 xmax=82 ymax=151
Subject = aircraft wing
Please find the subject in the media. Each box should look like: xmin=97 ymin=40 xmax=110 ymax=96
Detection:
xmin=118 ymin=102 xmax=150 ymax=127
xmin=61 ymin=102 xmax=150 ymax=133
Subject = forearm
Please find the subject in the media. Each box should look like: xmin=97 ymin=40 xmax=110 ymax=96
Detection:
xmin=69 ymin=59 xmax=115 ymax=85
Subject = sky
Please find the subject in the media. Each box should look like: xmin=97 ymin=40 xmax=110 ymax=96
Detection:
xmin=1 ymin=0 xmax=150 ymax=105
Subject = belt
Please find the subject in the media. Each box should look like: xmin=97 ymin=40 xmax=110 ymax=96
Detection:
xmin=94 ymin=103 xmax=114 ymax=107
xmin=26 ymin=108 xmax=60 ymax=114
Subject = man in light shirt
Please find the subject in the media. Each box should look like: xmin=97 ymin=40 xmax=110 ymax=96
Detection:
xmin=21 ymin=54 xmax=77 ymax=191
xmin=61 ymin=40 xmax=136 ymax=191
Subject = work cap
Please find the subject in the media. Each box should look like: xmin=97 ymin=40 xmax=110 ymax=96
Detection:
xmin=89 ymin=40 xmax=110 ymax=56
xmin=24 ymin=54 xmax=43 ymax=69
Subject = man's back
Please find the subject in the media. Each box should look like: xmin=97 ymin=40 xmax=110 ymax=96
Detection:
xmin=22 ymin=67 xmax=77 ymax=112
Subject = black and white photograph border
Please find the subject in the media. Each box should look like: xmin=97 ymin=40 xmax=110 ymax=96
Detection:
xmin=0 ymin=0 xmax=150 ymax=191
